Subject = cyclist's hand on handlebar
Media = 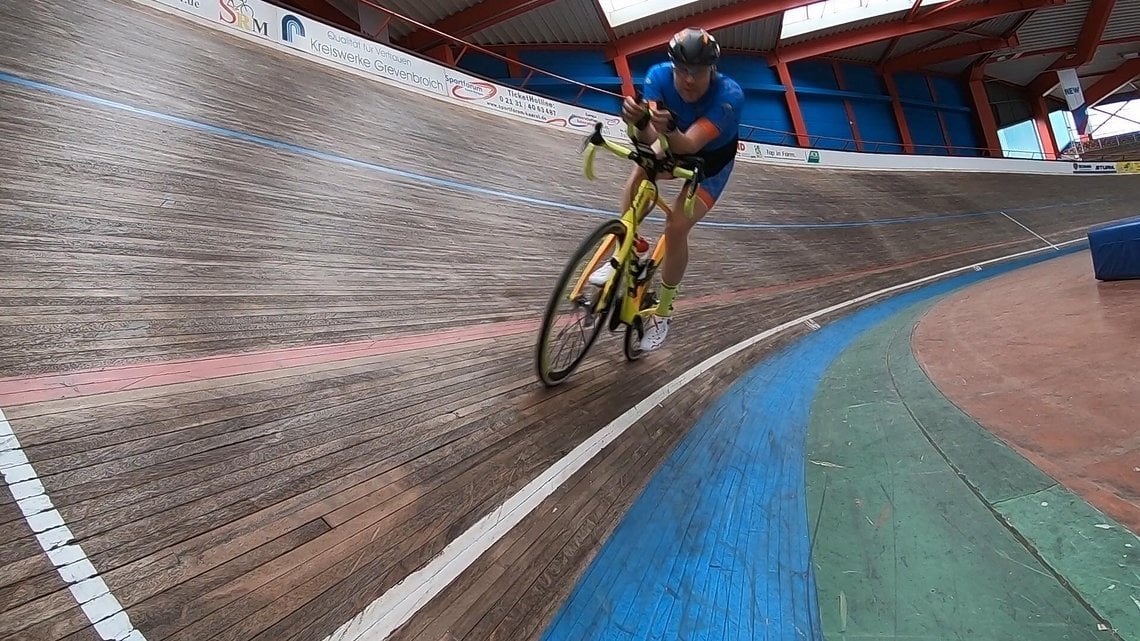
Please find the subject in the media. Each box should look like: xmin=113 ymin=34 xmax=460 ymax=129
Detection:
xmin=621 ymin=96 xmax=646 ymax=126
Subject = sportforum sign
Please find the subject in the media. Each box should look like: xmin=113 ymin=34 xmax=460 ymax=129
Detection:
xmin=136 ymin=0 xmax=1125 ymax=176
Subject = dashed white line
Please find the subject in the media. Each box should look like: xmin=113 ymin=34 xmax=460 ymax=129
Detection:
xmin=0 ymin=408 xmax=148 ymax=641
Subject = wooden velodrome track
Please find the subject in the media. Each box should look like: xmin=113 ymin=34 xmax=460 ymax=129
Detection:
xmin=2 ymin=1 xmax=1139 ymax=640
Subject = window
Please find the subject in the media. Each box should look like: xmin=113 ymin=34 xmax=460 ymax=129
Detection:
xmin=597 ymin=0 xmax=702 ymax=28
xmin=781 ymin=0 xmax=954 ymax=40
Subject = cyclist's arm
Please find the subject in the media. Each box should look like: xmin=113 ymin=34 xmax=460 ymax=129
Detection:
xmin=631 ymin=65 xmax=670 ymax=146
xmin=633 ymin=79 xmax=666 ymax=146
xmin=662 ymin=118 xmax=719 ymax=155
xmin=665 ymin=85 xmax=744 ymax=155
xmin=633 ymin=120 xmax=661 ymax=146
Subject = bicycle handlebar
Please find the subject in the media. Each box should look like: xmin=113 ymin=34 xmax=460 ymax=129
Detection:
xmin=580 ymin=119 xmax=705 ymax=218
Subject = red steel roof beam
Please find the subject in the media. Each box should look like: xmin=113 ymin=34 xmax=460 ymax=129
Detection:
xmin=1007 ymin=34 xmax=1140 ymax=59
xmin=880 ymin=35 xmax=1018 ymax=72
xmin=904 ymin=0 xmax=925 ymax=21
xmin=400 ymin=0 xmax=561 ymax=51
xmin=1027 ymin=69 xmax=1061 ymax=96
xmin=589 ymin=0 xmax=619 ymax=42
xmin=1023 ymin=0 xmax=1116 ymax=98
xmin=912 ymin=0 xmax=974 ymax=22
xmin=606 ymin=0 xmax=820 ymax=60
xmin=1082 ymin=57 xmax=1140 ymax=107
xmin=770 ymin=0 xmax=1066 ymax=65
xmin=1044 ymin=0 xmax=1116 ymax=71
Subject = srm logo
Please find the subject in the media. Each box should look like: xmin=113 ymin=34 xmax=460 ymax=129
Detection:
xmin=219 ymin=0 xmax=268 ymax=36
xmin=281 ymin=14 xmax=305 ymax=42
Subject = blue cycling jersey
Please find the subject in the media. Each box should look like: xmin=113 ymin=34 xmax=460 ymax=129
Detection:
xmin=641 ymin=62 xmax=744 ymax=152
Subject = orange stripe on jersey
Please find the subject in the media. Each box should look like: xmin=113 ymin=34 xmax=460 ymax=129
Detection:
xmin=693 ymin=117 xmax=720 ymax=139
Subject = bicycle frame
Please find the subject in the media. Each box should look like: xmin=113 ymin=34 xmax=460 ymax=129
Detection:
xmin=571 ymin=121 xmax=703 ymax=329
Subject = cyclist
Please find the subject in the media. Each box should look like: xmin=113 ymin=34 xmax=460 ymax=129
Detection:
xmin=589 ymin=27 xmax=743 ymax=352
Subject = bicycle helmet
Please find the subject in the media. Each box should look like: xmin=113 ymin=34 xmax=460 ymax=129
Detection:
xmin=667 ymin=27 xmax=721 ymax=66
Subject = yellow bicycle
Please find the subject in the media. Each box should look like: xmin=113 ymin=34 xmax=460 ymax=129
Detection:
xmin=535 ymin=119 xmax=704 ymax=387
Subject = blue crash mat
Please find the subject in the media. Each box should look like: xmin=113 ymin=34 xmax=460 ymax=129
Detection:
xmin=1088 ymin=216 xmax=1140 ymax=280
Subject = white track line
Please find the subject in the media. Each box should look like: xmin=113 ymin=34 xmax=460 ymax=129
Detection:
xmin=1002 ymin=211 xmax=1060 ymax=249
xmin=0 ymin=408 xmax=147 ymax=641
xmin=323 ymin=236 xmax=1087 ymax=641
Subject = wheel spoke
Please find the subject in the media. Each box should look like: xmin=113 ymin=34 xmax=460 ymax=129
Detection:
xmin=535 ymin=220 xmax=626 ymax=386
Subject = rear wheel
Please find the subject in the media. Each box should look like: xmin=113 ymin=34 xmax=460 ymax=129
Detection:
xmin=623 ymin=290 xmax=657 ymax=362
xmin=535 ymin=219 xmax=627 ymax=387
xmin=623 ymin=316 xmax=644 ymax=361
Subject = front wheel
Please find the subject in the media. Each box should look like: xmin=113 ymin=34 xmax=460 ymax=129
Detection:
xmin=535 ymin=219 xmax=626 ymax=387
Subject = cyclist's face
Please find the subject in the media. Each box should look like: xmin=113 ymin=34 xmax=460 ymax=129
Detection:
xmin=673 ymin=63 xmax=712 ymax=102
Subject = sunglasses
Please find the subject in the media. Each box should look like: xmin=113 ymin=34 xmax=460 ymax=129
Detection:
xmin=673 ymin=63 xmax=713 ymax=78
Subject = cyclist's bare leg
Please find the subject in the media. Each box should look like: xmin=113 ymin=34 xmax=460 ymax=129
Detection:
xmin=621 ymin=163 xmax=672 ymax=213
xmin=638 ymin=186 xmax=712 ymax=352
xmin=590 ymin=164 xmax=673 ymax=287
xmin=657 ymin=187 xmax=713 ymax=305
xmin=621 ymin=164 xmax=647 ymax=213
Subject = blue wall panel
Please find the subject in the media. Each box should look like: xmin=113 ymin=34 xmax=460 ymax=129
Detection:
xmin=928 ymin=74 xmax=981 ymax=155
xmin=841 ymin=64 xmax=886 ymax=95
xmin=791 ymin=60 xmax=840 ymax=90
xmin=718 ymin=55 xmax=795 ymax=145
xmin=454 ymin=47 xmax=987 ymax=157
xmin=789 ymin=60 xmax=854 ymax=149
xmin=799 ymin=96 xmax=854 ymax=150
xmin=457 ymin=51 xmax=509 ymax=81
xmin=895 ymin=70 xmax=946 ymax=155
xmin=930 ymin=75 xmax=969 ymax=108
xmin=894 ymin=71 xmax=933 ymax=101
xmin=942 ymin=111 xmax=982 ymax=155
xmin=518 ymin=50 xmax=622 ymax=92
xmin=852 ymin=101 xmax=903 ymax=152
xmin=838 ymin=65 xmax=902 ymax=152
xmin=905 ymin=106 xmax=948 ymax=155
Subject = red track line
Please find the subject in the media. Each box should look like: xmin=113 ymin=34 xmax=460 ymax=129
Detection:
xmin=0 ymin=236 xmax=1044 ymax=406
xmin=0 ymin=319 xmax=539 ymax=406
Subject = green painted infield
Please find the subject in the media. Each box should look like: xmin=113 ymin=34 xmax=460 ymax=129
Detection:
xmin=805 ymin=298 xmax=1139 ymax=641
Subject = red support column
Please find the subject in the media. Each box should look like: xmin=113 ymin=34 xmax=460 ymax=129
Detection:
xmin=426 ymin=44 xmax=456 ymax=66
xmin=614 ymin=54 xmax=636 ymax=97
xmin=967 ymin=66 xmax=1003 ymax=156
xmin=926 ymin=74 xmax=955 ymax=154
xmin=832 ymin=61 xmax=864 ymax=151
xmin=883 ymin=73 xmax=916 ymax=153
xmin=775 ymin=61 xmax=811 ymax=147
xmin=1030 ymin=95 xmax=1060 ymax=159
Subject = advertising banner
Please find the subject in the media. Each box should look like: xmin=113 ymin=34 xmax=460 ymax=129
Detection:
xmin=1072 ymin=161 xmax=1118 ymax=174
xmin=135 ymin=0 xmax=1099 ymax=177
xmin=1056 ymin=68 xmax=1089 ymax=136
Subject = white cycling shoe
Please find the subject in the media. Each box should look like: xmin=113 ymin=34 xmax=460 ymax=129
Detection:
xmin=588 ymin=262 xmax=614 ymax=286
xmin=639 ymin=314 xmax=671 ymax=351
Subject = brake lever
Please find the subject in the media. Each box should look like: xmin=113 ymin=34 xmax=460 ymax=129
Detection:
xmin=580 ymin=121 xmax=606 ymax=153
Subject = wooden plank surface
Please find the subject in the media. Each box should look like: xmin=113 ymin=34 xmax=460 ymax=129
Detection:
xmin=2 ymin=1 xmax=1140 ymax=640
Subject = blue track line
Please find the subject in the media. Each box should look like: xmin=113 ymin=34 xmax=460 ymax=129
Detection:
xmin=0 ymin=70 xmax=1100 ymax=231
xmin=540 ymin=243 xmax=1086 ymax=641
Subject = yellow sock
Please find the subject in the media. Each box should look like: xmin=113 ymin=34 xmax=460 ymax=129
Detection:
xmin=656 ymin=282 xmax=677 ymax=317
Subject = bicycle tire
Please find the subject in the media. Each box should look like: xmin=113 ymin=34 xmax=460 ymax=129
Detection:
xmin=623 ymin=290 xmax=658 ymax=362
xmin=623 ymin=316 xmax=645 ymax=362
xmin=535 ymin=218 xmax=627 ymax=387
